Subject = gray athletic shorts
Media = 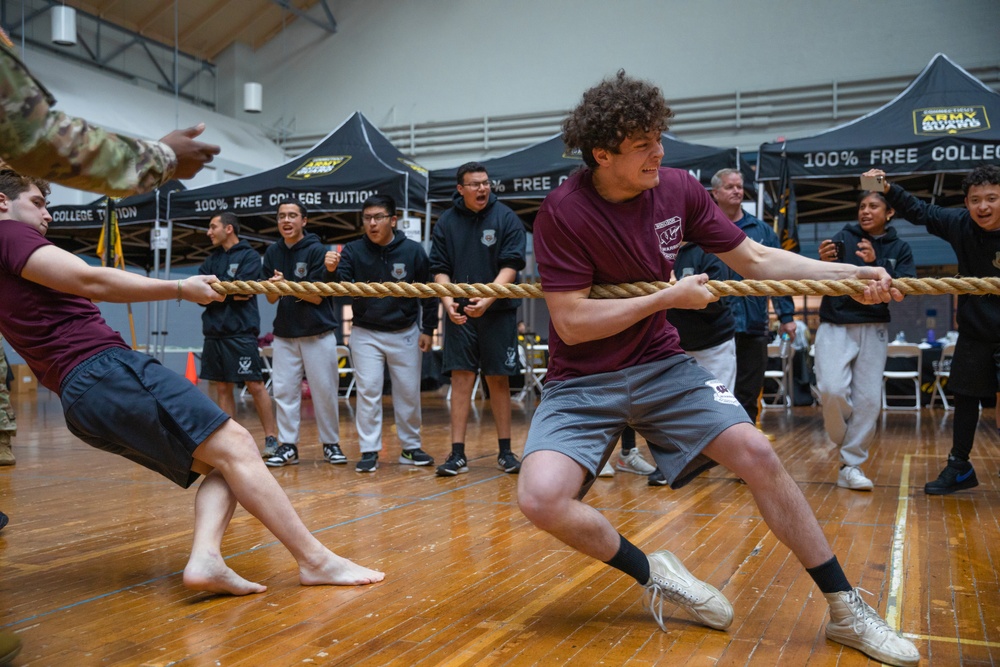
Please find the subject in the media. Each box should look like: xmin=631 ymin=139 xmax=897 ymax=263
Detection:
xmin=523 ymin=354 xmax=751 ymax=497
xmin=60 ymin=347 xmax=230 ymax=488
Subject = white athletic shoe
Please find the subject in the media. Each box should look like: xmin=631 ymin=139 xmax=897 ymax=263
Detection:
xmin=616 ymin=449 xmax=657 ymax=475
xmin=824 ymin=589 xmax=920 ymax=666
xmin=598 ymin=460 xmax=615 ymax=477
xmin=837 ymin=465 xmax=874 ymax=491
xmin=644 ymin=550 xmax=733 ymax=631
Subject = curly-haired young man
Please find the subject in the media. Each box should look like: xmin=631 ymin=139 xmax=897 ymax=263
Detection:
xmin=517 ymin=71 xmax=919 ymax=666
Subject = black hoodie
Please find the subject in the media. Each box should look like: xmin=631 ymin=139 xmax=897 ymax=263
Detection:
xmin=261 ymin=232 xmax=338 ymax=338
xmin=429 ymin=191 xmax=526 ymax=311
xmin=198 ymin=239 xmax=262 ymax=337
xmin=337 ymin=230 xmax=438 ymax=335
xmin=819 ymin=222 xmax=916 ymax=324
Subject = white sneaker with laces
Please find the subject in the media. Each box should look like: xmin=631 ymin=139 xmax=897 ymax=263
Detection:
xmin=616 ymin=448 xmax=657 ymax=475
xmin=644 ymin=550 xmax=733 ymax=631
xmin=838 ymin=465 xmax=874 ymax=491
xmin=824 ymin=588 xmax=920 ymax=666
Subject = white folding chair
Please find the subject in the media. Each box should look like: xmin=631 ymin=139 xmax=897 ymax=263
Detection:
xmin=761 ymin=343 xmax=792 ymax=411
xmin=882 ymin=343 xmax=923 ymax=411
xmin=335 ymin=344 xmax=356 ymax=400
xmin=928 ymin=342 xmax=956 ymax=411
xmin=512 ymin=344 xmax=548 ymax=402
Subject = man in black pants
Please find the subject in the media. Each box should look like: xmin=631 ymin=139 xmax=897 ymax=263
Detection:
xmin=866 ymin=165 xmax=1000 ymax=494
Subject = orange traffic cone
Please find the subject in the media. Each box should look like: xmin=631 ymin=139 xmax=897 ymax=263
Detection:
xmin=185 ymin=352 xmax=198 ymax=385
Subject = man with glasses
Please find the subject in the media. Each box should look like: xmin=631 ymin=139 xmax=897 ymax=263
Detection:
xmin=324 ymin=195 xmax=438 ymax=473
xmin=430 ymin=162 xmax=527 ymax=476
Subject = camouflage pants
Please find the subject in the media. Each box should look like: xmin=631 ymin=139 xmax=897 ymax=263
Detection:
xmin=0 ymin=337 xmax=15 ymax=437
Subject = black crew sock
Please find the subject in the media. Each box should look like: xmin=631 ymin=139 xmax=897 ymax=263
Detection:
xmin=806 ymin=555 xmax=852 ymax=594
xmin=452 ymin=442 xmax=465 ymax=458
xmin=621 ymin=427 xmax=636 ymax=453
xmin=498 ymin=438 xmax=512 ymax=454
xmin=604 ymin=534 xmax=650 ymax=585
xmin=950 ymin=393 xmax=980 ymax=462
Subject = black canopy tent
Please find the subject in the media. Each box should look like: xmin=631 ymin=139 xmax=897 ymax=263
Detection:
xmin=757 ymin=54 xmax=1000 ymax=223
xmin=168 ymin=112 xmax=428 ymax=245
xmin=426 ymin=133 xmax=755 ymax=230
xmin=46 ymin=180 xmax=188 ymax=268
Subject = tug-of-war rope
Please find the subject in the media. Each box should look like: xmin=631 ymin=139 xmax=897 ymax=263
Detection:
xmin=210 ymin=276 xmax=1000 ymax=300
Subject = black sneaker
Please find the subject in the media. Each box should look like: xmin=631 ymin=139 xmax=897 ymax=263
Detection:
xmin=265 ymin=443 xmax=298 ymax=468
xmin=497 ymin=451 xmax=521 ymax=474
xmin=323 ymin=443 xmax=347 ymax=465
xmin=436 ymin=452 xmax=469 ymax=476
xmin=262 ymin=435 xmax=279 ymax=458
xmin=399 ymin=448 xmax=434 ymax=466
xmin=355 ymin=452 xmax=378 ymax=473
xmin=0 ymin=511 xmax=8 ymax=532
xmin=648 ymin=469 xmax=668 ymax=486
xmin=924 ymin=457 xmax=978 ymax=495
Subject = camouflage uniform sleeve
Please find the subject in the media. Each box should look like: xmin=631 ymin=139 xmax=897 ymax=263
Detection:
xmin=0 ymin=38 xmax=177 ymax=196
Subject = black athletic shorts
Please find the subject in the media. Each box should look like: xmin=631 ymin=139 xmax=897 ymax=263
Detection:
xmin=442 ymin=308 xmax=519 ymax=377
xmin=60 ymin=347 xmax=230 ymax=488
xmin=948 ymin=335 xmax=1000 ymax=397
xmin=200 ymin=335 xmax=264 ymax=383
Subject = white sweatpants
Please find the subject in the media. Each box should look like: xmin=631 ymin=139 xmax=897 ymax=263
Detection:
xmin=814 ymin=322 xmax=888 ymax=467
xmin=350 ymin=324 xmax=423 ymax=454
xmin=687 ymin=338 xmax=737 ymax=392
xmin=272 ymin=331 xmax=341 ymax=446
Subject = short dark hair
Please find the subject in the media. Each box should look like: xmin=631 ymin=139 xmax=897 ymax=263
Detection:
xmin=962 ymin=165 xmax=1000 ymax=194
xmin=562 ymin=70 xmax=674 ymax=169
xmin=215 ymin=211 xmax=240 ymax=237
xmin=456 ymin=162 xmax=488 ymax=185
xmin=362 ymin=194 xmax=397 ymax=215
xmin=856 ymin=190 xmax=893 ymax=217
xmin=0 ymin=169 xmax=50 ymax=201
xmin=276 ymin=197 xmax=307 ymax=217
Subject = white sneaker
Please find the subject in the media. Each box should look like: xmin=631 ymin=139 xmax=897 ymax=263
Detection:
xmin=838 ymin=465 xmax=874 ymax=491
xmin=616 ymin=448 xmax=656 ymax=475
xmin=644 ymin=550 xmax=733 ymax=631
xmin=598 ymin=460 xmax=615 ymax=477
xmin=824 ymin=589 xmax=920 ymax=666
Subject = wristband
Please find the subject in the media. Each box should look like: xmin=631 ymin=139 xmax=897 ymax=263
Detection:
xmin=176 ymin=280 xmax=183 ymax=303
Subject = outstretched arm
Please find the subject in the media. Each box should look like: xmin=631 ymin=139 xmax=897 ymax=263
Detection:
xmin=21 ymin=244 xmax=223 ymax=305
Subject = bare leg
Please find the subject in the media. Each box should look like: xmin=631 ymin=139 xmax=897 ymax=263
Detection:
xmin=246 ymin=380 xmax=277 ymax=438
xmin=212 ymin=381 xmax=236 ymax=417
xmin=183 ymin=469 xmax=267 ymax=595
xmin=190 ymin=419 xmax=384 ymax=590
xmin=484 ymin=375 xmax=512 ymax=440
xmin=702 ymin=422 xmax=834 ymax=568
xmin=449 ymin=370 xmax=476 ymax=443
xmin=518 ymin=449 xmax=620 ymax=560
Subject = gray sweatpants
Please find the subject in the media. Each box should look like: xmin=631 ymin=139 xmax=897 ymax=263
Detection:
xmin=272 ymin=331 xmax=341 ymax=446
xmin=814 ymin=322 xmax=888 ymax=467
xmin=350 ymin=324 xmax=424 ymax=454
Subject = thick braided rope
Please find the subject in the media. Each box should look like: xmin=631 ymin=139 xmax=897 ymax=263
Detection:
xmin=210 ymin=276 xmax=1000 ymax=299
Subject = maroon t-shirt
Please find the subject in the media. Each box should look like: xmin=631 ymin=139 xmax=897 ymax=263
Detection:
xmin=533 ymin=167 xmax=746 ymax=381
xmin=0 ymin=220 xmax=128 ymax=393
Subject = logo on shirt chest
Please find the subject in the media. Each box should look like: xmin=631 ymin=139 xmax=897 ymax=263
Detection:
xmin=294 ymin=262 xmax=308 ymax=279
xmin=227 ymin=262 xmax=239 ymax=278
xmin=481 ymin=229 xmax=497 ymax=247
xmin=391 ymin=263 xmax=407 ymax=280
xmin=654 ymin=217 xmax=682 ymax=261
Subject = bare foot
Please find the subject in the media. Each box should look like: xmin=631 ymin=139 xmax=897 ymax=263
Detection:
xmin=183 ymin=554 xmax=267 ymax=595
xmin=299 ymin=552 xmax=385 ymax=586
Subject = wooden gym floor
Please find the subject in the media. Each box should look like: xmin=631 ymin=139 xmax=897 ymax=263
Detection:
xmin=1 ymin=387 xmax=998 ymax=666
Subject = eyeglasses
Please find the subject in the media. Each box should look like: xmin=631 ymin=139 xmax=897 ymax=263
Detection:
xmin=362 ymin=213 xmax=392 ymax=223
xmin=461 ymin=180 xmax=491 ymax=189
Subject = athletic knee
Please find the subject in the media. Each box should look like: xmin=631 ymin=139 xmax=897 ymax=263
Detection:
xmin=517 ymin=481 xmax=567 ymax=529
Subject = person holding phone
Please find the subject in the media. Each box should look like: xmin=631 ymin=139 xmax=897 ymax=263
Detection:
xmin=864 ymin=165 xmax=1000 ymax=495
xmin=815 ymin=191 xmax=915 ymax=490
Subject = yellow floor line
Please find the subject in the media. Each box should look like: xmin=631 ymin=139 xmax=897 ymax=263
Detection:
xmin=885 ymin=454 xmax=911 ymax=630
